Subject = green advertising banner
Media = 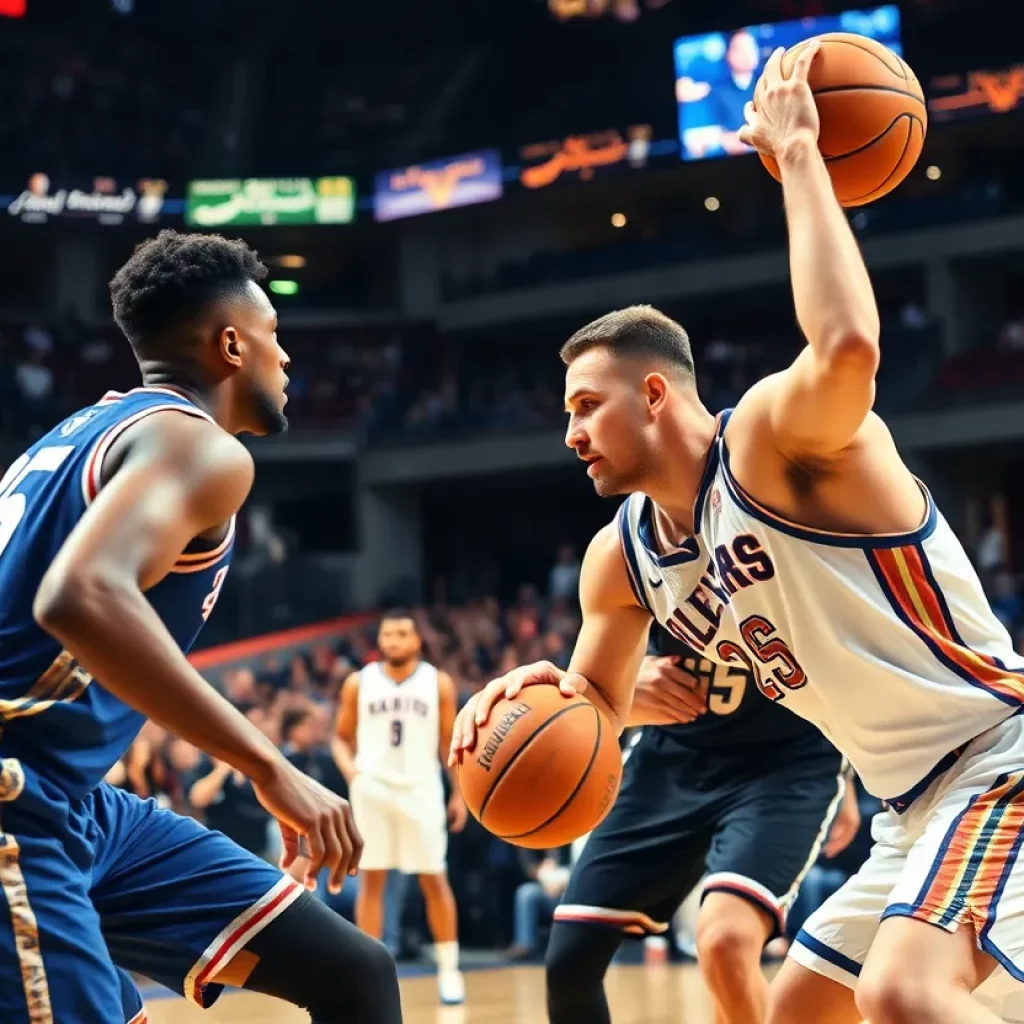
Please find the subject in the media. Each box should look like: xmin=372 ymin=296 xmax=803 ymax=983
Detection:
xmin=186 ymin=177 xmax=355 ymax=227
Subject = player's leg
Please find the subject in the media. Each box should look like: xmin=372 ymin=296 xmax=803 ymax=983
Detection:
xmin=89 ymin=783 xmax=400 ymax=1023
xmin=0 ymin=783 xmax=128 ymax=1023
xmin=768 ymin=788 xmax=924 ymax=1023
xmin=398 ymin=785 xmax=463 ymax=1004
xmin=852 ymin=737 xmax=1024 ymax=1024
xmin=349 ymin=774 xmax=398 ymax=941
xmin=545 ymin=734 xmax=710 ymax=1024
xmin=698 ymin=748 xmax=847 ymax=1024
xmin=857 ymin=916 xmax=998 ymax=1024
xmin=355 ymin=870 xmax=389 ymax=939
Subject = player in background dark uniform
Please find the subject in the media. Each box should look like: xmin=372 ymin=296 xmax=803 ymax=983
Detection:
xmin=545 ymin=626 xmax=856 ymax=1024
xmin=0 ymin=231 xmax=401 ymax=1024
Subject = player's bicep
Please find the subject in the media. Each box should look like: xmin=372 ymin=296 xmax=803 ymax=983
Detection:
xmin=567 ymin=523 xmax=652 ymax=722
xmin=760 ymin=343 xmax=879 ymax=457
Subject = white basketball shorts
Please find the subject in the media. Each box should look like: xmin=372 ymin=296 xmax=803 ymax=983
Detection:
xmin=792 ymin=713 xmax=1024 ymax=995
xmin=349 ymin=774 xmax=447 ymax=875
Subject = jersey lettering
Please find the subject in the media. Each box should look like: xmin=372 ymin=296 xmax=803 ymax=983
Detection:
xmin=201 ymin=565 xmax=230 ymax=621
xmin=0 ymin=446 xmax=74 ymax=559
xmin=732 ymin=535 xmax=775 ymax=582
xmin=716 ymin=638 xmax=783 ymax=701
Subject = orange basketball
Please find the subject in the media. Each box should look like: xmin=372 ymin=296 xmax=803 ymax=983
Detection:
xmin=458 ymin=688 xmax=622 ymax=849
xmin=759 ymin=33 xmax=926 ymax=207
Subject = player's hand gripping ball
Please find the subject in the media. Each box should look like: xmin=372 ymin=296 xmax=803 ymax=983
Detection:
xmin=741 ymin=34 xmax=926 ymax=207
xmin=452 ymin=662 xmax=622 ymax=848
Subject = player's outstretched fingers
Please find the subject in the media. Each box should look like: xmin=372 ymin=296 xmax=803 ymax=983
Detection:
xmin=317 ymin=822 xmax=343 ymax=895
xmin=303 ymin=826 xmax=326 ymax=892
xmin=344 ymin=801 xmax=363 ymax=876
xmin=791 ymin=38 xmax=821 ymax=81
xmin=327 ymin=808 xmax=352 ymax=894
xmin=475 ymin=676 xmax=513 ymax=723
xmin=278 ymin=824 xmax=301 ymax=871
xmin=560 ymin=671 xmax=588 ymax=697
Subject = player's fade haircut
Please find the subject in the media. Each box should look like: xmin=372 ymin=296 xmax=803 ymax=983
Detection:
xmin=560 ymin=305 xmax=694 ymax=378
xmin=109 ymin=229 xmax=268 ymax=357
xmin=380 ymin=607 xmax=418 ymax=631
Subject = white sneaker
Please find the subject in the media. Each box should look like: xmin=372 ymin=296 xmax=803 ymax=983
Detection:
xmin=438 ymin=969 xmax=465 ymax=1005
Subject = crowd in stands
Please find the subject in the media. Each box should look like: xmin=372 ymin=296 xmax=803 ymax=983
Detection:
xmin=0 ymin=18 xmax=216 ymax=181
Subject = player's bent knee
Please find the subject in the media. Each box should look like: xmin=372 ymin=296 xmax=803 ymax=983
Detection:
xmin=696 ymin=909 xmax=764 ymax=981
xmin=855 ymin=967 xmax=948 ymax=1024
xmin=766 ymin=959 xmax=858 ymax=1024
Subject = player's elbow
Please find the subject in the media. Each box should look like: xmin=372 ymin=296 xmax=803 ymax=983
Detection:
xmin=820 ymin=330 xmax=880 ymax=379
xmin=33 ymin=567 xmax=124 ymax=637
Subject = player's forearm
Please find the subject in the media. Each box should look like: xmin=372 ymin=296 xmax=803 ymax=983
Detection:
xmin=188 ymin=765 xmax=231 ymax=808
xmin=331 ymin=736 xmax=358 ymax=784
xmin=779 ymin=134 xmax=880 ymax=362
xmin=34 ymin=576 xmax=282 ymax=784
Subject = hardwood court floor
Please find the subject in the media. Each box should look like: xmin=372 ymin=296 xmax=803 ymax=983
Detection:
xmin=146 ymin=964 xmax=720 ymax=1023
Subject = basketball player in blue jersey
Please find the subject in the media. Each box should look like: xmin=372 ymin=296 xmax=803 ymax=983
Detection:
xmin=0 ymin=230 xmax=401 ymax=1024
xmin=454 ymin=44 xmax=1024 ymax=1024
xmin=545 ymin=626 xmax=851 ymax=1024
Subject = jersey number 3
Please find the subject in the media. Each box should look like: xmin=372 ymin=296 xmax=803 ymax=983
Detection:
xmin=0 ymin=446 xmax=74 ymax=558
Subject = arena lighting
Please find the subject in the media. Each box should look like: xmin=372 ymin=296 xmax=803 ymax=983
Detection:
xmin=268 ymin=280 xmax=299 ymax=296
xmin=926 ymin=165 xmax=942 ymax=180
xmin=274 ymin=254 xmax=307 ymax=269
xmin=611 ymin=212 xmax=627 ymax=228
xmin=704 ymin=196 xmax=720 ymax=211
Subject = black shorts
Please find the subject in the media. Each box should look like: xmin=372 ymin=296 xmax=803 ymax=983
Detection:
xmin=554 ymin=728 xmax=845 ymax=941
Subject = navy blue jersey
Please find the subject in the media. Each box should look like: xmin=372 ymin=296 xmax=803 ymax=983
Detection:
xmin=650 ymin=626 xmax=831 ymax=750
xmin=0 ymin=387 xmax=234 ymax=798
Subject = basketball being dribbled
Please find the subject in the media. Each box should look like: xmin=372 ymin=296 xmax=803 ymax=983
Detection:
xmin=458 ymin=687 xmax=622 ymax=849
xmin=760 ymin=33 xmax=926 ymax=207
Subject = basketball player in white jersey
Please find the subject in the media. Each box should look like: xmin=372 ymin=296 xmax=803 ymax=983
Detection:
xmin=334 ymin=610 xmax=468 ymax=1006
xmin=451 ymin=43 xmax=1022 ymax=1024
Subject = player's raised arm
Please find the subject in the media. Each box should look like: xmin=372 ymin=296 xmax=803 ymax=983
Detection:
xmin=448 ymin=522 xmax=651 ymax=764
xmin=738 ymin=42 xmax=881 ymax=457
xmin=32 ymin=412 xmax=284 ymax=778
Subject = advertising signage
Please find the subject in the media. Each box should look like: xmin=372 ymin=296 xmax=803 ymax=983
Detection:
xmin=518 ymin=126 xmax=652 ymax=189
xmin=929 ymin=65 xmax=1024 ymax=122
xmin=373 ymin=149 xmax=503 ymax=222
xmin=6 ymin=174 xmax=170 ymax=225
xmin=186 ymin=177 xmax=355 ymax=227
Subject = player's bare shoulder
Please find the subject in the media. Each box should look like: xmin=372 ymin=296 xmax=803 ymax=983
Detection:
xmin=727 ymin=375 xmax=923 ymax=534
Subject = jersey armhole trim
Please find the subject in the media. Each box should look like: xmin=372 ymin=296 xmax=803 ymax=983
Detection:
xmin=616 ymin=500 xmax=654 ymax=615
xmin=81 ymin=403 xmax=215 ymax=507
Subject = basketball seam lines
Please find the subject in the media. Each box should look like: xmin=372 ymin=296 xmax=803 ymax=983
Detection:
xmin=498 ymin=702 xmax=604 ymax=841
xmin=813 ymin=84 xmax=925 ymax=104
xmin=816 ymin=35 xmax=905 ymax=79
xmin=823 ymin=111 xmax=920 ymax=163
xmin=841 ymin=114 xmax=919 ymax=205
xmin=477 ymin=701 xmax=589 ymax=822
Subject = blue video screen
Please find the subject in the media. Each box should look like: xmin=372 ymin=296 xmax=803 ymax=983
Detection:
xmin=674 ymin=5 xmax=903 ymax=162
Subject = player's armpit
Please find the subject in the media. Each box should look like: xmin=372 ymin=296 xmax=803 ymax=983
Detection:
xmin=567 ymin=523 xmax=652 ymax=731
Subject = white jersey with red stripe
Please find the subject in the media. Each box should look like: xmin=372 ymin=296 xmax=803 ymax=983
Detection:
xmin=355 ymin=660 xmax=443 ymax=790
xmin=617 ymin=410 xmax=1022 ymax=805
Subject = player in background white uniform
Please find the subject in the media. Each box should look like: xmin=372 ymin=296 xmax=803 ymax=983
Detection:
xmin=452 ymin=43 xmax=1021 ymax=1024
xmin=334 ymin=610 xmax=468 ymax=1006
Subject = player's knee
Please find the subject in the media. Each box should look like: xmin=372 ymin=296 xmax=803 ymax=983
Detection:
xmin=695 ymin=910 xmax=763 ymax=983
xmin=545 ymin=923 xmax=603 ymax=993
xmin=855 ymin=966 xmax=946 ymax=1024
xmin=360 ymin=869 xmax=389 ymax=895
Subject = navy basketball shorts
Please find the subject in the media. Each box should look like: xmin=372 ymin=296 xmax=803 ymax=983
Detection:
xmin=554 ymin=729 xmax=846 ymax=941
xmin=0 ymin=764 xmax=302 ymax=1023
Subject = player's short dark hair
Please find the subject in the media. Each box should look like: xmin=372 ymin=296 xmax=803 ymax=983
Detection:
xmin=109 ymin=229 xmax=268 ymax=356
xmin=380 ymin=608 xmax=417 ymax=631
xmin=560 ymin=305 xmax=694 ymax=377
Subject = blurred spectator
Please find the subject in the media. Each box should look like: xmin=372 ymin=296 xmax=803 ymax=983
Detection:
xmin=989 ymin=570 xmax=1023 ymax=631
xmin=549 ymin=544 xmax=581 ymax=600
xmin=507 ymin=846 xmax=574 ymax=960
